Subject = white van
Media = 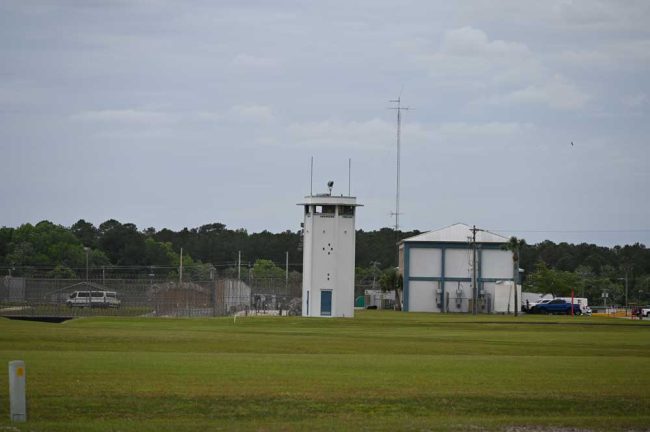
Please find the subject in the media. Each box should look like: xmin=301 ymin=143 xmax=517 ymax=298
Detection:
xmin=66 ymin=291 xmax=121 ymax=308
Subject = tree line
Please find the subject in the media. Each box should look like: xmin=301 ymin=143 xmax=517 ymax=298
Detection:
xmin=0 ymin=220 xmax=419 ymax=281
xmin=0 ymin=219 xmax=648 ymax=305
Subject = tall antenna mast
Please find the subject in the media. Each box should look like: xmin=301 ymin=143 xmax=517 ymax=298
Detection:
xmin=310 ymin=156 xmax=314 ymax=196
xmin=389 ymin=95 xmax=409 ymax=231
xmin=348 ymin=158 xmax=351 ymax=196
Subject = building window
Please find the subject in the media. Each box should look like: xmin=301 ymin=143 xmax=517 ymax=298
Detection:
xmin=314 ymin=205 xmax=336 ymax=217
xmin=340 ymin=206 xmax=355 ymax=216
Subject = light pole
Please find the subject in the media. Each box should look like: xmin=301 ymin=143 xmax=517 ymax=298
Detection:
xmin=83 ymin=247 xmax=90 ymax=281
xmin=616 ymin=276 xmax=628 ymax=310
xmin=370 ymin=261 xmax=381 ymax=291
xmin=624 ymin=273 xmax=628 ymax=309
xmin=149 ymin=267 xmax=156 ymax=314
xmin=285 ymin=251 xmax=289 ymax=292
xmin=83 ymin=246 xmax=90 ymax=309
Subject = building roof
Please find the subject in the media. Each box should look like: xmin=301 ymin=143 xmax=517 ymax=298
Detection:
xmin=297 ymin=195 xmax=362 ymax=206
xmin=401 ymin=223 xmax=509 ymax=244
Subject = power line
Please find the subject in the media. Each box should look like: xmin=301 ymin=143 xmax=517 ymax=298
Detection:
xmin=492 ymin=229 xmax=650 ymax=234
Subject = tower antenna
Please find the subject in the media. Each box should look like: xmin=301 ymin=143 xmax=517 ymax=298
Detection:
xmin=310 ymin=156 xmax=314 ymax=196
xmin=389 ymin=95 xmax=410 ymax=231
xmin=348 ymin=158 xmax=351 ymax=196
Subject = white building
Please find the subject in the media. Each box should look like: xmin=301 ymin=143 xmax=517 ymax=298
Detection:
xmin=399 ymin=223 xmax=520 ymax=313
xmin=300 ymin=192 xmax=361 ymax=317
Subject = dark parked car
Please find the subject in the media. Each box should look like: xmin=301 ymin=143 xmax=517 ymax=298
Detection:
xmin=632 ymin=306 xmax=650 ymax=318
xmin=530 ymin=299 xmax=582 ymax=315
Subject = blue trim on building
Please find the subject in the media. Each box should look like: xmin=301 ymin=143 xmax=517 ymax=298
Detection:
xmin=440 ymin=245 xmax=446 ymax=313
xmin=402 ymin=241 xmax=504 ymax=250
xmin=409 ymin=276 xmax=472 ymax=282
xmin=403 ymin=243 xmax=410 ymax=312
xmin=480 ymin=277 xmax=514 ymax=282
xmin=478 ymin=246 xmax=483 ymax=297
xmin=402 ymin=241 xmax=516 ymax=313
xmin=445 ymin=276 xmax=473 ymax=282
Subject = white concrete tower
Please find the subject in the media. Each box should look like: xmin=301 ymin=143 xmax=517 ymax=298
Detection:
xmin=300 ymin=187 xmax=361 ymax=318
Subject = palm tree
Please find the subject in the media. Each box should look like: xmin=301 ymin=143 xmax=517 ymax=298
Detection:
xmin=380 ymin=267 xmax=403 ymax=311
xmin=503 ymin=237 xmax=525 ymax=316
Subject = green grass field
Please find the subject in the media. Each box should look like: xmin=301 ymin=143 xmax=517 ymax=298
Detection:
xmin=0 ymin=311 xmax=649 ymax=431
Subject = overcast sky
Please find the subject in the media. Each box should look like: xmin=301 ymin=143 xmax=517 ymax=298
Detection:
xmin=1 ymin=0 xmax=648 ymax=246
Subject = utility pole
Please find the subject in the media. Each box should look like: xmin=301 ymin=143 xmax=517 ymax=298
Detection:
xmin=618 ymin=266 xmax=632 ymax=312
xmin=370 ymin=261 xmax=381 ymax=290
xmin=622 ymin=264 xmax=633 ymax=309
xmin=470 ymin=225 xmax=484 ymax=315
xmin=509 ymin=238 xmax=524 ymax=318
xmin=238 ymin=251 xmax=241 ymax=281
xmin=625 ymin=269 xmax=627 ymax=314
xmin=285 ymin=251 xmax=289 ymax=292
xmin=84 ymin=247 xmax=90 ymax=281
xmin=179 ymin=248 xmax=183 ymax=285
xmin=180 ymin=247 xmax=187 ymax=315
xmin=514 ymin=259 xmax=519 ymax=317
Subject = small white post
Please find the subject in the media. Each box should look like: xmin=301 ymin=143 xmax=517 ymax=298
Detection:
xmin=9 ymin=360 xmax=26 ymax=422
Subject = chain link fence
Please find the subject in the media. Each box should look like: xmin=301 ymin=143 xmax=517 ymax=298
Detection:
xmin=0 ymin=275 xmax=302 ymax=319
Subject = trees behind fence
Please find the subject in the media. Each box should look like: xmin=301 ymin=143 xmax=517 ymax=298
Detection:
xmin=0 ymin=275 xmax=302 ymax=318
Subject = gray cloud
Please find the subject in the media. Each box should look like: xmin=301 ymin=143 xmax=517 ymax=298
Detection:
xmin=0 ymin=0 xmax=648 ymax=246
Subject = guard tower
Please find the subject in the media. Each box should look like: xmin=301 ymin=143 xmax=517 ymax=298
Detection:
xmin=300 ymin=183 xmax=361 ymax=317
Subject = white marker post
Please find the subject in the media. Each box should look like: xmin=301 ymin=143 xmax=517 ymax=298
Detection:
xmin=9 ymin=360 xmax=26 ymax=422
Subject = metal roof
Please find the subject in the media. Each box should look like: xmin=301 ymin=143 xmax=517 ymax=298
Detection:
xmin=401 ymin=223 xmax=509 ymax=244
xmin=297 ymin=195 xmax=362 ymax=206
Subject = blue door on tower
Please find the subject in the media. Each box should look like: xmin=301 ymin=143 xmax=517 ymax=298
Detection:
xmin=320 ymin=290 xmax=332 ymax=316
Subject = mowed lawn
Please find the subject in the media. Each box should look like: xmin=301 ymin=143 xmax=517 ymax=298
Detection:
xmin=0 ymin=311 xmax=649 ymax=431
